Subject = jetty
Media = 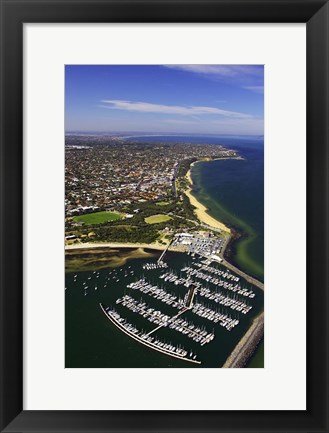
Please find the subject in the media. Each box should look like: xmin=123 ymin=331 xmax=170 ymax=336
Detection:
xmin=185 ymin=285 xmax=197 ymax=308
xmin=117 ymin=295 xmax=214 ymax=346
xmin=146 ymin=308 xmax=188 ymax=336
xmin=157 ymin=239 xmax=173 ymax=264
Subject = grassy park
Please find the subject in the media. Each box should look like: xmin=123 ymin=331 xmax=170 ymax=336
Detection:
xmin=156 ymin=201 xmax=171 ymax=206
xmin=144 ymin=214 xmax=172 ymax=224
xmin=73 ymin=211 xmax=122 ymax=225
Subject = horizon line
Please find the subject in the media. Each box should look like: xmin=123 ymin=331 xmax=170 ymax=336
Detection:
xmin=65 ymin=131 xmax=264 ymax=137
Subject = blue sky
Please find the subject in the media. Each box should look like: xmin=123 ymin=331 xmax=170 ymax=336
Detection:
xmin=65 ymin=65 xmax=264 ymax=135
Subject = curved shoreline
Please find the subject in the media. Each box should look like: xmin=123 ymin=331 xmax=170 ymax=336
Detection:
xmin=184 ymin=162 xmax=231 ymax=233
xmin=223 ymin=228 xmax=264 ymax=283
xmin=185 ymin=160 xmax=264 ymax=282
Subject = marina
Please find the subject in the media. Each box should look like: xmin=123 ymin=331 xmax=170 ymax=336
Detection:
xmin=115 ymin=294 xmax=214 ymax=346
xmin=100 ymin=304 xmax=201 ymax=364
xmin=65 ymin=249 xmax=263 ymax=368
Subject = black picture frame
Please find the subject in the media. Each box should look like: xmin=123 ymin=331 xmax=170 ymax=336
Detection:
xmin=1 ymin=1 xmax=328 ymax=432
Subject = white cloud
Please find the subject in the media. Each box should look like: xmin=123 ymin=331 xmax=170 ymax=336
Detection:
xmin=100 ymin=100 xmax=252 ymax=119
xmin=164 ymin=64 xmax=263 ymax=78
xmin=244 ymin=86 xmax=264 ymax=93
xmin=163 ymin=65 xmax=264 ymax=91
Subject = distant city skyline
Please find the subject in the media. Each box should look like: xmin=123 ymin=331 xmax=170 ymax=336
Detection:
xmin=65 ymin=65 xmax=264 ymax=135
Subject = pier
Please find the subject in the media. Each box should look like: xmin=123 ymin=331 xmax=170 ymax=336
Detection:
xmin=146 ymin=308 xmax=188 ymax=336
xmin=157 ymin=239 xmax=173 ymax=264
xmin=117 ymin=295 xmax=214 ymax=346
xmin=185 ymin=285 xmax=197 ymax=308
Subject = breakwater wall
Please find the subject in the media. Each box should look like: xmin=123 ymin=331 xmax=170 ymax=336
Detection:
xmin=221 ymin=258 xmax=264 ymax=291
xmin=222 ymin=312 xmax=264 ymax=368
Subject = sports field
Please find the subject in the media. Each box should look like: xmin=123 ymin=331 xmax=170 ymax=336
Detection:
xmin=73 ymin=211 xmax=121 ymax=225
xmin=144 ymin=214 xmax=172 ymax=224
xmin=156 ymin=201 xmax=171 ymax=206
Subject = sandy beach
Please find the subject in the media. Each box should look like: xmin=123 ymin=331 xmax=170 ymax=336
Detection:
xmin=65 ymin=241 xmax=167 ymax=251
xmin=65 ymin=244 xmax=160 ymax=272
xmin=184 ymin=163 xmax=231 ymax=233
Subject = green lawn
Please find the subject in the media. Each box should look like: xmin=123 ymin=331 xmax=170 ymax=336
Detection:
xmin=73 ymin=211 xmax=121 ymax=225
xmin=144 ymin=214 xmax=172 ymax=224
xmin=156 ymin=201 xmax=171 ymax=206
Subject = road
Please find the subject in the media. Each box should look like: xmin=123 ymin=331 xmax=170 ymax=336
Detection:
xmin=168 ymin=212 xmax=224 ymax=234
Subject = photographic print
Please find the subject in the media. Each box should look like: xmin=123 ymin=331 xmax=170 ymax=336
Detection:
xmin=65 ymin=65 xmax=264 ymax=368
